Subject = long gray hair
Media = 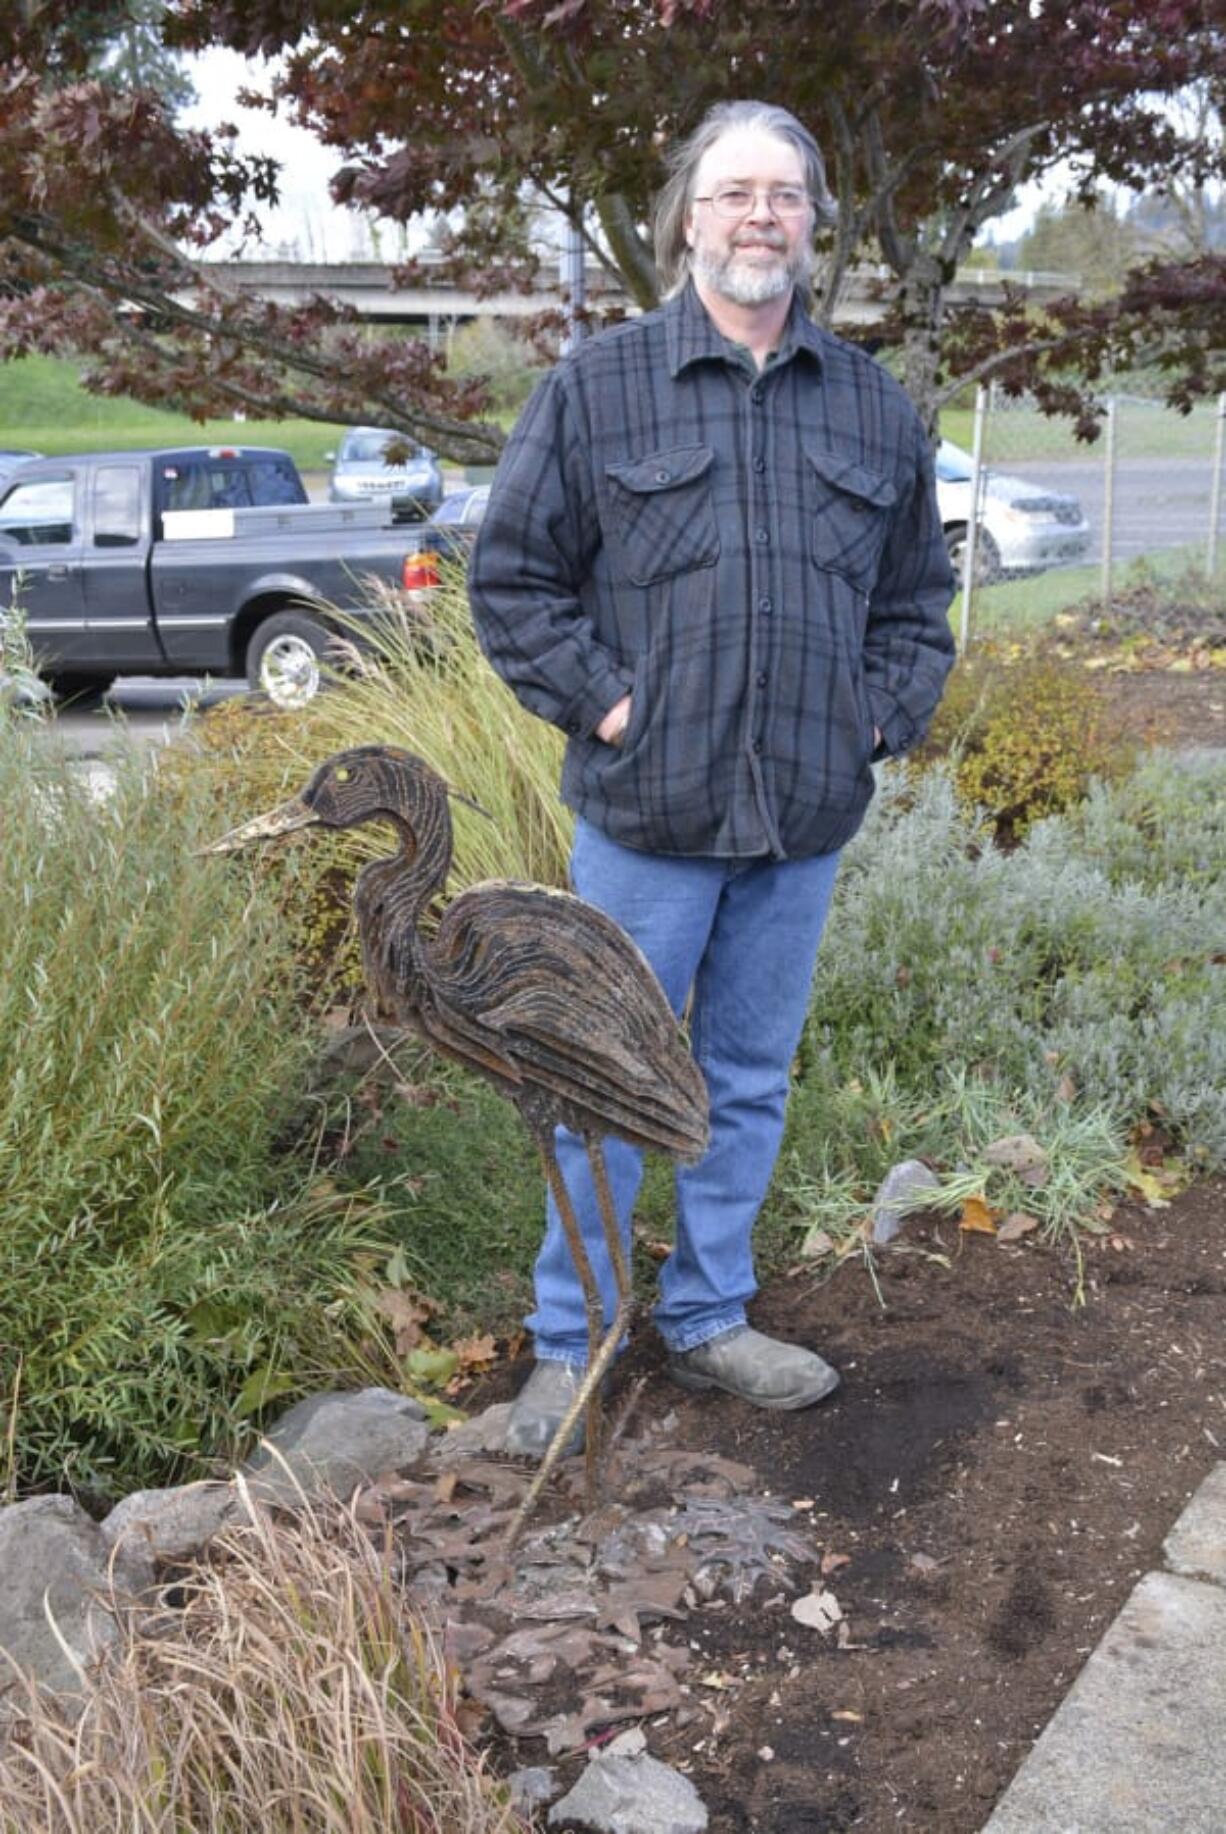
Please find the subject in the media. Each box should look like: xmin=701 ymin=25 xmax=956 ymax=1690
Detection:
xmin=653 ymin=100 xmax=838 ymax=303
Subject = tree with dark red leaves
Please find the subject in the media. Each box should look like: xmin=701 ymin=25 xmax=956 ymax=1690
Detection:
xmin=2 ymin=1 xmax=1222 ymax=453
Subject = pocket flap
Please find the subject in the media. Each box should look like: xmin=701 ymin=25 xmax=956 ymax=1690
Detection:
xmin=606 ymin=444 xmax=715 ymax=495
xmin=804 ymin=443 xmax=897 ymax=509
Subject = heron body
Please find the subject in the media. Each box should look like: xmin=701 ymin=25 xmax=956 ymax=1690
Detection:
xmin=208 ymin=744 xmax=709 ymax=1534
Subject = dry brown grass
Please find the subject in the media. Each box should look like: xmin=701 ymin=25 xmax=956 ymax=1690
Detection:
xmin=0 ymin=1484 xmax=524 ymax=1833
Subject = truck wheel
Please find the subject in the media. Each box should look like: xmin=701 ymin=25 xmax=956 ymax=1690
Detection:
xmin=246 ymin=612 xmax=330 ymax=710
xmin=48 ymin=673 xmax=110 ymax=708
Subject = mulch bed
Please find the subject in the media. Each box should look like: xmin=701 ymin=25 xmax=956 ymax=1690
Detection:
xmin=478 ymin=1178 xmax=1225 ymax=1831
xmin=458 ymin=655 xmax=1225 ymax=1830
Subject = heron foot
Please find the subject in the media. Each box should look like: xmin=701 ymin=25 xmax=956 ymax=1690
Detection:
xmin=667 ymin=1325 xmax=840 ymax=1410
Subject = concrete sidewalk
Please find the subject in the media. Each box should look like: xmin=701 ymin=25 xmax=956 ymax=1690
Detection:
xmin=981 ymin=1462 xmax=1226 ymax=1833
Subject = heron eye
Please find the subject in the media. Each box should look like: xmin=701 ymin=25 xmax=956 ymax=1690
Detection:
xmin=334 ymin=767 xmax=351 ymax=783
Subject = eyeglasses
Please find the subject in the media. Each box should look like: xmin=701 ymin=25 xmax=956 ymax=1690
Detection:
xmin=692 ymin=184 xmax=811 ymax=220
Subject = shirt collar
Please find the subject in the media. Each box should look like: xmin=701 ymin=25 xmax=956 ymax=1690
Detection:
xmin=664 ymin=280 xmax=826 ymax=378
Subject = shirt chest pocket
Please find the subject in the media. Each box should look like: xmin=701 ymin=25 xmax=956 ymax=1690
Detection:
xmin=604 ymin=444 xmax=720 ymax=587
xmin=805 ymin=443 xmax=897 ymax=595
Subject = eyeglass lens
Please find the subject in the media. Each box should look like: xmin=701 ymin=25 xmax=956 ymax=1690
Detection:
xmin=706 ymin=185 xmax=809 ymax=218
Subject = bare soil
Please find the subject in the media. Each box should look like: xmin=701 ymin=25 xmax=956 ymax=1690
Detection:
xmin=477 ymin=664 xmax=1226 ymax=1831
xmin=480 ymin=1180 xmax=1224 ymax=1832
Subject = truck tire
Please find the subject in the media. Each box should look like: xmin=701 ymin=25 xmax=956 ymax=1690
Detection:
xmin=246 ymin=611 xmax=330 ymax=710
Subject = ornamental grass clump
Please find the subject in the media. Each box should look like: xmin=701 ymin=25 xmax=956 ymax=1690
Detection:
xmin=0 ymin=1488 xmax=524 ymax=1833
xmin=783 ymin=756 xmax=1226 ymax=1247
xmin=0 ymin=724 xmax=393 ymax=1502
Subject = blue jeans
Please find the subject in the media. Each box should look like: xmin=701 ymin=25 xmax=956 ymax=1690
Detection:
xmin=529 ymin=818 xmax=840 ymax=1362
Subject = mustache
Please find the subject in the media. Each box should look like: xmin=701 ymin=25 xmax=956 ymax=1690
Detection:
xmin=732 ymin=232 xmax=787 ymax=250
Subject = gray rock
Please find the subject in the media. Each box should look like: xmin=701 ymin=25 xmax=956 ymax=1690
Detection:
xmin=982 ymin=1570 xmax=1226 ymax=1832
xmin=870 ymin=1159 xmax=941 ymax=1244
xmin=434 ymin=1402 xmax=514 ymax=1463
xmin=0 ymin=1496 xmax=154 ymax=1711
xmin=508 ymin=1765 xmax=558 ymax=1810
xmin=548 ymin=1752 xmax=708 ymax=1833
xmin=102 ymin=1482 xmax=237 ymax=1563
xmin=1163 ymin=1462 xmax=1226 ymax=1587
xmin=241 ymin=1387 xmax=430 ymax=1508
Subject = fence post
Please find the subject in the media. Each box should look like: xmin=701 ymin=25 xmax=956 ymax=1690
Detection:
xmin=1208 ymin=391 xmax=1226 ymax=578
xmin=959 ymin=383 xmax=988 ymax=650
xmin=1100 ymin=396 xmax=1117 ymax=604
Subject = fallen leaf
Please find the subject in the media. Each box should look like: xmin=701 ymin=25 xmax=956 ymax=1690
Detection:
xmin=452 ymin=1332 xmax=498 ymax=1373
xmin=801 ymin=1227 xmax=835 ymax=1259
xmin=982 ymin=1133 xmax=1048 ymax=1177
xmin=1055 ymin=1073 xmax=1077 ymax=1103
xmin=831 ymin=1709 xmax=863 ymax=1723
xmin=996 ymin=1211 xmax=1040 ymax=1243
xmin=958 ymin=1195 xmax=998 ymax=1235
xmin=373 ymin=1287 xmax=435 ymax=1357
xmin=434 ymin=1470 xmax=458 ymax=1504
xmin=821 ymin=1552 xmax=852 ymax=1576
xmin=1123 ymin=1151 xmax=1173 ymax=1209
xmin=791 ymin=1587 xmax=844 ymax=1634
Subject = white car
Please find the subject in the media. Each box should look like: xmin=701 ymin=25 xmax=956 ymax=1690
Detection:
xmin=935 ymin=441 xmax=1090 ymax=583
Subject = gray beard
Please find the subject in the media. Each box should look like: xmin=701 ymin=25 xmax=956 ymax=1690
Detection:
xmin=691 ymin=241 xmax=810 ymax=306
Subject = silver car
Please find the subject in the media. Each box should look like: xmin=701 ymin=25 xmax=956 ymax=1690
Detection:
xmin=936 ymin=441 xmax=1091 ymax=583
xmin=327 ymin=426 xmax=443 ymax=518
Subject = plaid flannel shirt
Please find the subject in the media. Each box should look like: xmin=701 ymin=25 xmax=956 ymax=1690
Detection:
xmin=469 ymin=282 xmax=955 ymax=860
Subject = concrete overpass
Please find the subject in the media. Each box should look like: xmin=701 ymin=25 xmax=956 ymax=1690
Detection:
xmin=192 ymin=254 xmax=1079 ymax=335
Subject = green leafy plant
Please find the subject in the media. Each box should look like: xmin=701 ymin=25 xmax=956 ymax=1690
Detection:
xmin=0 ymin=725 xmax=397 ymax=1502
xmin=775 ymin=758 xmax=1226 ymax=1258
xmin=909 ymin=642 xmax=1135 ymax=841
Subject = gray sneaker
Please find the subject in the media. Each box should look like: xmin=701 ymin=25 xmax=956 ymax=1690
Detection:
xmin=504 ymin=1360 xmax=590 ymax=1459
xmin=667 ymin=1325 xmax=840 ymax=1411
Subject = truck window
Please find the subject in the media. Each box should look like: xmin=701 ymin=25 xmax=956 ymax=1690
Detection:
xmin=247 ymin=457 xmax=307 ymax=505
xmin=93 ymin=466 xmax=142 ymax=547
xmin=160 ymin=462 xmax=253 ymax=513
xmin=0 ymin=475 xmax=75 ymax=546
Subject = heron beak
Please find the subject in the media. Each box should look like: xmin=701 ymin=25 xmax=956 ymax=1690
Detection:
xmin=200 ymin=795 xmax=319 ymax=855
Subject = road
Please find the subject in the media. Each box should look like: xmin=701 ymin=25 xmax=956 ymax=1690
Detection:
xmin=992 ymin=455 xmax=1217 ymax=566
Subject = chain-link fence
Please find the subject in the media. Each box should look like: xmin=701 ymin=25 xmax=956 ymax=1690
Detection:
xmin=951 ymin=384 xmax=1226 ymax=647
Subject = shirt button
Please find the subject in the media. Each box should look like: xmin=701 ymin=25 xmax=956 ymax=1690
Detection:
xmin=751 ymin=386 xmax=764 ymax=404
xmin=654 ymin=468 xmax=671 ymax=483
xmin=755 ymin=527 xmax=769 ymax=544
xmin=567 ymin=720 xmax=580 ymax=735
xmin=753 ymin=457 xmax=766 ymax=473
xmin=756 ymin=671 xmax=768 ymax=688
xmin=752 ymin=737 xmax=763 ymax=754
xmin=758 ymin=596 xmax=772 ymax=614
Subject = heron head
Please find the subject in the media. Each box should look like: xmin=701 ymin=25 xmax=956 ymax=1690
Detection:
xmin=202 ymin=745 xmax=460 ymax=854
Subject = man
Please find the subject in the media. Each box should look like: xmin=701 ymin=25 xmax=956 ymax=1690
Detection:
xmin=469 ymin=100 xmax=955 ymax=1457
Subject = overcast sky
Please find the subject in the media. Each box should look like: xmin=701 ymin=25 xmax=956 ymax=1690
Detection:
xmin=181 ymin=45 xmax=1045 ymax=261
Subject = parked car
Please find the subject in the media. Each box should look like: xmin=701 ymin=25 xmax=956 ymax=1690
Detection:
xmin=935 ymin=440 xmax=1090 ymax=583
xmin=0 ymin=445 xmax=443 ymax=708
xmin=0 ymin=448 xmax=41 ymax=491
xmin=327 ymin=426 xmax=443 ymax=518
xmin=428 ymin=484 xmax=489 ymax=533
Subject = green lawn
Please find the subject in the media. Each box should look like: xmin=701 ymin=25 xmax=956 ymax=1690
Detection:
xmin=960 ymin=542 xmax=1212 ymax=640
xmin=0 ymin=355 xmax=356 ymax=469
xmin=941 ymin=400 xmax=1220 ymax=464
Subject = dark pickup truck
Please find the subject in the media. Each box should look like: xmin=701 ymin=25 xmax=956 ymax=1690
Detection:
xmin=0 ymin=445 xmax=441 ymax=707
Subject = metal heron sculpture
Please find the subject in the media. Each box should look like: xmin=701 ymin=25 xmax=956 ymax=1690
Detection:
xmin=207 ymin=745 xmax=709 ymax=1542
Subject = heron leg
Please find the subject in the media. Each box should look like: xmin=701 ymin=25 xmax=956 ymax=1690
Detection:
xmin=539 ymin=1141 xmax=604 ymax=1489
xmin=506 ymin=1140 xmax=612 ymax=1549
